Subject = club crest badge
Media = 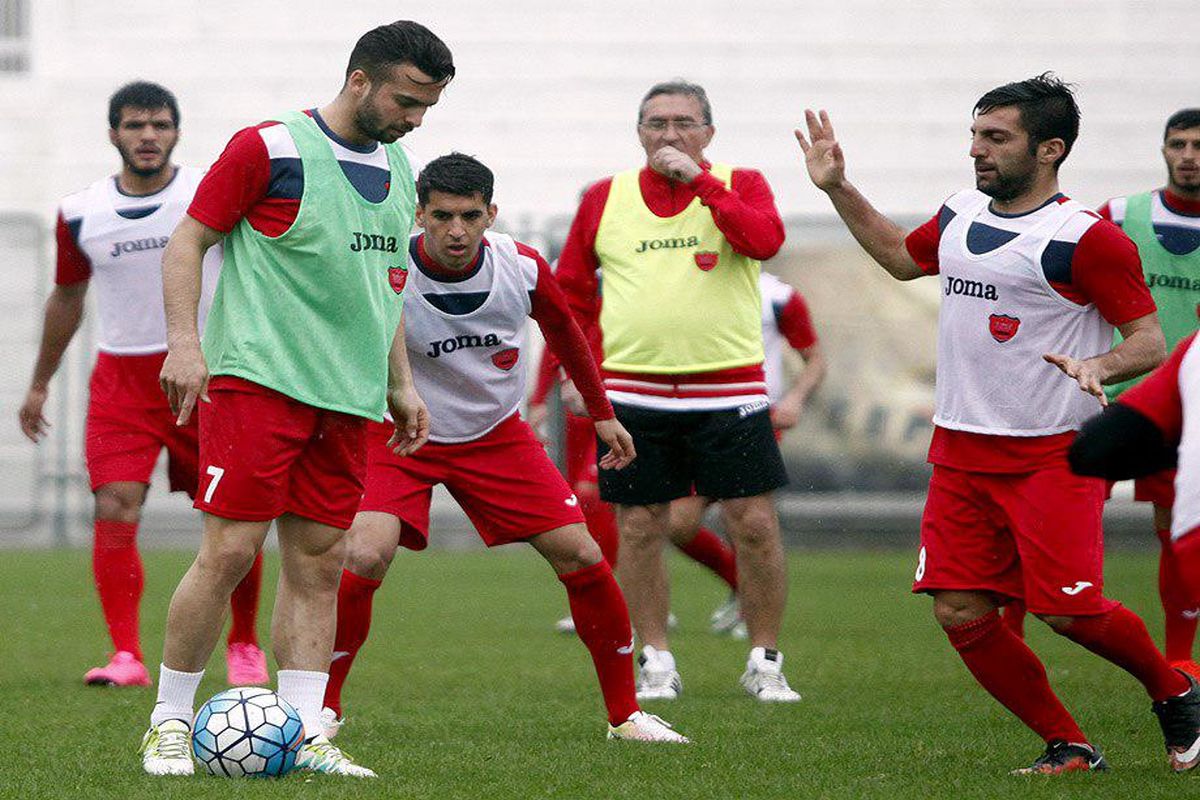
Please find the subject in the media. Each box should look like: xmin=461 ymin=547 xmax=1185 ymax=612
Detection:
xmin=492 ymin=347 xmax=519 ymax=371
xmin=694 ymin=251 xmax=719 ymax=271
xmin=388 ymin=266 xmax=409 ymax=294
xmin=988 ymin=314 xmax=1020 ymax=343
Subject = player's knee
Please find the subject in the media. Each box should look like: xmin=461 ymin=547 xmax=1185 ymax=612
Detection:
xmin=724 ymin=500 xmax=778 ymax=541
xmin=197 ymin=539 xmax=261 ymax=589
xmin=343 ymin=538 xmax=395 ymax=580
xmin=1034 ymin=613 xmax=1075 ymax=633
xmin=94 ymin=484 xmax=144 ymax=521
xmin=932 ymin=593 xmax=994 ymax=629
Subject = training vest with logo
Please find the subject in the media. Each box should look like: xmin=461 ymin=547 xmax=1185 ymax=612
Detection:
xmin=403 ymin=233 xmax=532 ymax=443
xmin=593 ymin=164 xmax=763 ymax=374
xmin=63 ymin=167 xmax=220 ymax=354
xmin=933 ymin=190 xmax=1113 ymax=436
xmin=202 ymin=111 xmax=415 ymax=420
xmin=1107 ymin=190 xmax=1200 ymax=400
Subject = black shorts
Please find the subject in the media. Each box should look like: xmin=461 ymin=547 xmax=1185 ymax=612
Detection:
xmin=598 ymin=401 xmax=789 ymax=505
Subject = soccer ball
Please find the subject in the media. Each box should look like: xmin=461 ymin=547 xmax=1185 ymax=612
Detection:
xmin=192 ymin=687 xmax=305 ymax=777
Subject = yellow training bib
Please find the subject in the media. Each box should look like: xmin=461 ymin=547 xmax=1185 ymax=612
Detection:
xmin=594 ymin=164 xmax=764 ymax=374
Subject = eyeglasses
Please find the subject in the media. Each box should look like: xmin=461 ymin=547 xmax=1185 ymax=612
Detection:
xmin=639 ymin=118 xmax=707 ymax=132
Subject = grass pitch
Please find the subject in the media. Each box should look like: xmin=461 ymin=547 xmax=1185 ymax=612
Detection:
xmin=0 ymin=545 xmax=1192 ymax=799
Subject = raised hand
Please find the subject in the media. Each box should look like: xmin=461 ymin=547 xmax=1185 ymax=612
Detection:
xmin=794 ymin=109 xmax=846 ymax=192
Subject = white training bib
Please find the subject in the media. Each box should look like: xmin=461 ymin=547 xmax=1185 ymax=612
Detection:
xmin=403 ymin=232 xmax=535 ymax=443
xmin=1174 ymin=340 xmax=1200 ymax=541
xmin=932 ymin=190 xmax=1113 ymax=436
xmin=60 ymin=166 xmax=220 ymax=354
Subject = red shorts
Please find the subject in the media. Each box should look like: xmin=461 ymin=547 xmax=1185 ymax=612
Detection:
xmin=85 ymin=352 xmax=199 ymax=496
xmin=361 ymin=414 xmax=586 ymax=550
xmin=913 ymin=463 xmax=1118 ymax=615
xmin=195 ymin=376 xmax=367 ymax=529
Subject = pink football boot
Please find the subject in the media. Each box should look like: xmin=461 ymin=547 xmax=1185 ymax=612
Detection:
xmin=84 ymin=651 xmax=151 ymax=687
xmin=226 ymin=642 xmax=269 ymax=685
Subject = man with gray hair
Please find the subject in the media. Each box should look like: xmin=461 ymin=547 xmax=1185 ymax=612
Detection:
xmin=557 ymin=79 xmax=800 ymax=702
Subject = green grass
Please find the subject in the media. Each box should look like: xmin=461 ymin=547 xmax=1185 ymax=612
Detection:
xmin=0 ymin=545 xmax=1193 ymax=798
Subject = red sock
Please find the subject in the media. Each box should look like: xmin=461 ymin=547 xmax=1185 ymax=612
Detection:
xmin=1059 ymin=603 xmax=1190 ymax=701
xmin=227 ymin=550 xmax=263 ymax=646
xmin=945 ymin=610 xmax=1086 ymax=744
xmin=1001 ymin=600 xmax=1027 ymax=639
xmin=92 ymin=519 xmax=143 ymax=661
xmin=1158 ymin=528 xmax=1199 ymax=663
xmin=1173 ymin=532 xmax=1200 ymax=605
xmin=323 ymin=569 xmax=382 ymax=717
xmin=676 ymin=526 xmax=738 ymax=591
xmin=578 ymin=486 xmax=619 ymax=569
xmin=559 ymin=560 xmax=639 ymax=725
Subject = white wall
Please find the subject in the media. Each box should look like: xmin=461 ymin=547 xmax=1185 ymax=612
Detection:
xmin=3 ymin=0 xmax=1197 ymax=224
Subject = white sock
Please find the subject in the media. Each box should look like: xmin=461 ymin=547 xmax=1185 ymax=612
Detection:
xmin=151 ymin=665 xmax=205 ymax=727
xmin=277 ymin=669 xmax=329 ymax=740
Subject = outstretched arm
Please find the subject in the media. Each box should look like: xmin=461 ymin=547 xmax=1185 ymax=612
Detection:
xmin=795 ymin=109 xmax=924 ymax=281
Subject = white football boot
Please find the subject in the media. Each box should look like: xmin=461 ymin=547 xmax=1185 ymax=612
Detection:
xmin=295 ymin=735 xmax=377 ymax=777
xmin=740 ymin=646 xmax=801 ymax=702
xmin=554 ymin=614 xmax=577 ymax=634
xmin=635 ymin=645 xmax=682 ymax=701
xmin=607 ymin=711 xmax=690 ymax=743
xmin=709 ymin=593 xmax=742 ymax=635
xmin=139 ymin=718 xmax=194 ymax=776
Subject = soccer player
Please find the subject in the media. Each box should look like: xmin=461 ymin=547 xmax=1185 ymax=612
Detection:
xmin=320 ymin=153 xmax=687 ymax=744
xmin=557 ymin=80 xmax=800 ymax=703
xmin=796 ymin=74 xmax=1200 ymax=774
xmin=668 ymin=271 xmax=826 ymax=634
xmin=534 ymin=271 xmax=825 ymax=637
xmin=17 ymin=81 xmax=266 ymax=689
xmin=1100 ymin=109 xmax=1200 ymax=674
xmin=139 ymin=21 xmax=454 ymax=777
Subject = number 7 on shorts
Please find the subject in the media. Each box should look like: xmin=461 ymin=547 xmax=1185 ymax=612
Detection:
xmin=203 ymin=465 xmax=225 ymax=504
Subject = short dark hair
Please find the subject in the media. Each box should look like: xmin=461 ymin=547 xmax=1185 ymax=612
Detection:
xmin=417 ymin=153 xmax=494 ymax=205
xmin=1165 ymin=109 xmax=1200 ymax=140
xmin=974 ymin=72 xmax=1079 ymax=169
xmin=638 ymin=79 xmax=712 ymax=125
xmin=346 ymin=20 xmax=455 ymax=85
xmin=108 ymin=81 xmax=179 ymax=129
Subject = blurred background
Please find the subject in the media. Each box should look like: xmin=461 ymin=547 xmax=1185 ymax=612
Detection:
xmin=1 ymin=0 xmax=1195 ymax=547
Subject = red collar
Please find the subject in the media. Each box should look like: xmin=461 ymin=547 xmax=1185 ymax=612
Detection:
xmin=1163 ymin=188 xmax=1200 ymax=216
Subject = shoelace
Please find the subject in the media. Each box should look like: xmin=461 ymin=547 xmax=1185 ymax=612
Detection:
xmin=302 ymin=740 xmax=362 ymax=772
xmin=639 ymin=713 xmax=675 ymax=731
xmin=153 ymin=729 xmax=190 ymax=760
xmin=756 ymin=670 xmax=791 ymax=694
xmin=639 ymin=669 xmax=677 ymax=690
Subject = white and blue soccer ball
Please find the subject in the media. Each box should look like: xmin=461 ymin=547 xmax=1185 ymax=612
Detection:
xmin=192 ymin=687 xmax=305 ymax=777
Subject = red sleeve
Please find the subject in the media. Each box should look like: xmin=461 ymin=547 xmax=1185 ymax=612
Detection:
xmin=529 ymin=345 xmax=560 ymax=406
xmin=554 ymin=179 xmax=610 ymax=353
xmin=1096 ymin=201 xmax=1114 ymax=222
xmin=776 ymin=290 xmax=817 ymax=350
xmin=1120 ymin=333 xmax=1194 ymax=444
xmin=187 ymin=125 xmax=273 ymax=234
xmin=904 ymin=213 xmax=942 ymax=275
xmin=690 ymin=168 xmax=785 ymax=260
xmin=524 ymin=243 xmax=613 ymax=421
xmin=1070 ymin=219 xmax=1157 ymax=326
xmin=54 ymin=211 xmax=91 ymax=285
